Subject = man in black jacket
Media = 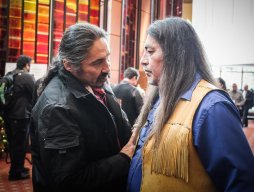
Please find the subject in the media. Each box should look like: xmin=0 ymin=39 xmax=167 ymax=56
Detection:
xmin=3 ymin=55 xmax=35 ymax=180
xmin=30 ymin=23 xmax=135 ymax=192
xmin=242 ymin=84 xmax=254 ymax=127
xmin=113 ymin=67 xmax=144 ymax=126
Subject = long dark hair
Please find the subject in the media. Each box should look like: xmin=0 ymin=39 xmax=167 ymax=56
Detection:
xmin=217 ymin=77 xmax=227 ymax=90
xmin=38 ymin=22 xmax=107 ymax=95
xmin=135 ymin=17 xmax=215 ymax=147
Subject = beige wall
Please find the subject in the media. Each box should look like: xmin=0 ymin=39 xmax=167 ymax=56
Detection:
xmin=107 ymin=0 xmax=122 ymax=84
xmin=138 ymin=0 xmax=151 ymax=90
xmin=182 ymin=3 xmax=192 ymax=21
xmin=107 ymin=0 xmax=151 ymax=87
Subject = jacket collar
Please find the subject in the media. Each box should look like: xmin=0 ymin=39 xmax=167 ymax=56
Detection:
xmin=58 ymin=68 xmax=91 ymax=99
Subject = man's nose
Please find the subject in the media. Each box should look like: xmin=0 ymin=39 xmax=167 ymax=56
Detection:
xmin=103 ymin=61 xmax=110 ymax=72
xmin=140 ymin=53 xmax=148 ymax=66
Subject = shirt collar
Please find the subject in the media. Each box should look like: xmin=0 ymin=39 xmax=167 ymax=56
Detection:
xmin=181 ymin=74 xmax=201 ymax=101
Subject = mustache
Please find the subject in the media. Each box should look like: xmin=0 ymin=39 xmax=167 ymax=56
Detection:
xmin=98 ymin=72 xmax=109 ymax=80
xmin=144 ymin=69 xmax=152 ymax=73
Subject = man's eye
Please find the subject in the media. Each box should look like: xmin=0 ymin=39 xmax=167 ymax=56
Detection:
xmin=92 ymin=59 xmax=104 ymax=65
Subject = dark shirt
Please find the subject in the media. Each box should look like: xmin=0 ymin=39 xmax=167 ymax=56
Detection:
xmin=113 ymin=80 xmax=143 ymax=126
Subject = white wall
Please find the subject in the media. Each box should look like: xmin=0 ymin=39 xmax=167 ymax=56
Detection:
xmin=5 ymin=63 xmax=48 ymax=80
xmin=192 ymin=0 xmax=254 ymax=66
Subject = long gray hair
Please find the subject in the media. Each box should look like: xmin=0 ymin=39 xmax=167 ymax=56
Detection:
xmin=38 ymin=22 xmax=107 ymax=95
xmin=135 ymin=17 xmax=215 ymax=147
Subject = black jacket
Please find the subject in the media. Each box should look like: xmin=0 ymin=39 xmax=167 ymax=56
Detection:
xmin=244 ymin=90 xmax=254 ymax=109
xmin=113 ymin=81 xmax=143 ymax=126
xmin=30 ymin=69 xmax=131 ymax=192
xmin=5 ymin=69 xmax=35 ymax=119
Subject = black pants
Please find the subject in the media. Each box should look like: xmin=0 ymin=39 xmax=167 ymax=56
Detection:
xmin=242 ymin=107 xmax=250 ymax=127
xmin=3 ymin=118 xmax=29 ymax=175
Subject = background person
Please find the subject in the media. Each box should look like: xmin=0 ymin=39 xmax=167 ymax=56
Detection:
xmin=3 ymin=55 xmax=35 ymax=180
xmin=216 ymin=77 xmax=227 ymax=90
xmin=128 ymin=17 xmax=254 ymax=192
xmin=113 ymin=67 xmax=144 ymax=126
xmin=228 ymin=83 xmax=245 ymax=116
xmin=242 ymin=84 xmax=254 ymax=127
xmin=30 ymin=23 xmax=135 ymax=191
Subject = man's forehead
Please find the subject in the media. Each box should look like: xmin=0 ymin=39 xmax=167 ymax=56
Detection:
xmin=144 ymin=41 xmax=157 ymax=49
xmin=89 ymin=38 xmax=110 ymax=52
xmin=144 ymin=35 xmax=160 ymax=48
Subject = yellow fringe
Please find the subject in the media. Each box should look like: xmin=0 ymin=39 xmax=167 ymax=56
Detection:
xmin=151 ymin=123 xmax=190 ymax=182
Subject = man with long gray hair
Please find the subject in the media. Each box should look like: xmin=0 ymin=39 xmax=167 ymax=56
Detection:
xmin=128 ymin=17 xmax=254 ymax=192
xmin=30 ymin=23 xmax=136 ymax=191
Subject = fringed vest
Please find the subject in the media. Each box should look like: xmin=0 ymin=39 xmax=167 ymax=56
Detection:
xmin=140 ymin=80 xmax=218 ymax=192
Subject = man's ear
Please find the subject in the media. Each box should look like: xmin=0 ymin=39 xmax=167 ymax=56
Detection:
xmin=23 ymin=63 xmax=30 ymax=72
xmin=63 ymin=59 xmax=72 ymax=72
xmin=25 ymin=63 xmax=29 ymax=69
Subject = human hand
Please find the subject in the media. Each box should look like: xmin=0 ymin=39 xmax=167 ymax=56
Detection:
xmin=120 ymin=130 xmax=137 ymax=159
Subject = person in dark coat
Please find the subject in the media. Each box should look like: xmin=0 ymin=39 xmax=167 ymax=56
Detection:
xmin=3 ymin=55 xmax=35 ymax=180
xmin=30 ymin=23 xmax=136 ymax=192
xmin=113 ymin=67 xmax=144 ymax=126
xmin=242 ymin=84 xmax=254 ymax=127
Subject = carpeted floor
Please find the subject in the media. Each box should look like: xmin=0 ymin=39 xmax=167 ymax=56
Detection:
xmin=243 ymin=120 xmax=254 ymax=154
xmin=0 ymin=154 xmax=32 ymax=192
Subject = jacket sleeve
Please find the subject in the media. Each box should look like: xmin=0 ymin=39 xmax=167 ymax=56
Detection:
xmin=120 ymin=107 xmax=132 ymax=143
xmin=39 ymin=104 xmax=130 ymax=191
xmin=193 ymin=92 xmax=254 ymax=191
